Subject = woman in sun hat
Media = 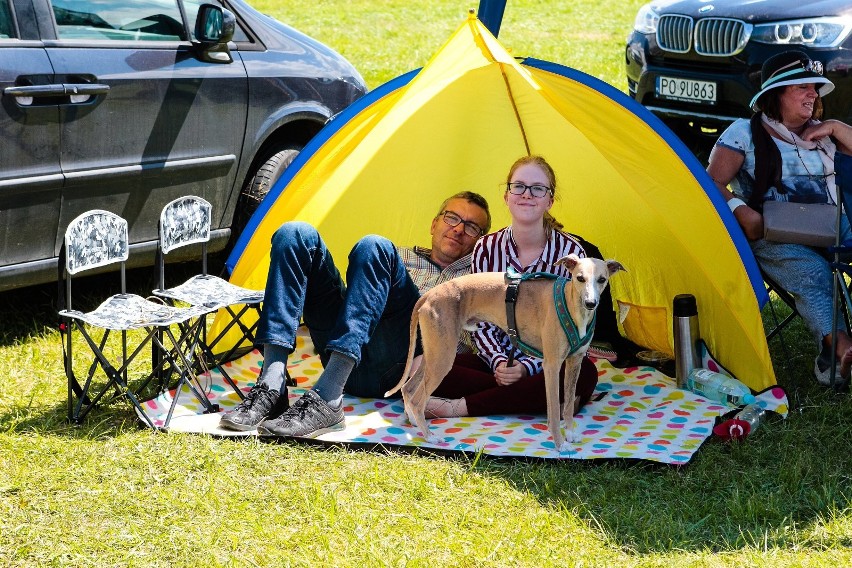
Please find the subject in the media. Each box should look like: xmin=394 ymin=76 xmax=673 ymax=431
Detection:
xmin=707 ymin=50 xmax=852 ymax=385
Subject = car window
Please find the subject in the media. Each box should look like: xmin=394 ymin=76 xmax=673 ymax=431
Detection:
xmin=50 ymin=0 xmax=186 ymax=41
xmin=0 ymin=1 xmax=15 ymax=38
xmin=183 ymin=0 xmax=251 ymax=43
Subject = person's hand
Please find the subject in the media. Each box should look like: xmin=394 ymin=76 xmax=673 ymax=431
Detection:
xmin=733 ymin=204 xmax=764 ymax=241
xmin=494 ymin=360 xmax=528 ymax=385
xmin=802 ymin=119 xmax=852 ymax=155
xmin=801 ymin=120 xmax=838 ymax=142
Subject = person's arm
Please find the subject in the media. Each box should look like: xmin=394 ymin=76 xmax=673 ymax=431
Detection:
xmin=471 ymin=321 xmax=539 ymax=384
xmin=471 ymin=239 xmax=488 ymax=273
xmin=470 ymin=234 xmax=538 ymax=384
xmin=472 ymin=321 xmax=509 ymax=369
xmin=802 ymin=119 xmax=852 ymax=155
xmin=706 ymin=144 xmax=764 ymax=240
xmin=470 ymin=240 xmax=509 ymax=370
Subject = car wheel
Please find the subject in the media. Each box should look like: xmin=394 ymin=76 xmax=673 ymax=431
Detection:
xmin=661 ymin=118 xmax=716 ymax=166
xmin=229 ymin=144 xmax=302 ymax=248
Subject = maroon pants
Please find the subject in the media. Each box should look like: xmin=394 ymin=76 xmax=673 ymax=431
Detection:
xmin=431 ymin=353 xmax=599 ymax=416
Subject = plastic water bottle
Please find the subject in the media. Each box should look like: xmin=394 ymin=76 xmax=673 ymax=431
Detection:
xmin=713 ymin=404 xmax=767 ymax=441
xmin=686 ymin=368 xmax=756 ymax=406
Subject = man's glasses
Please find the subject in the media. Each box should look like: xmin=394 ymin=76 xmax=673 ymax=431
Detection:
xmin=506 ymin=182 xmax=553 ymax=198
xmin=440 ymin=210 xmax=484 ymax=237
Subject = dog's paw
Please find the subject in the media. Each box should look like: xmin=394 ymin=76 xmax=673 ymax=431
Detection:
xmin=426 ymin=433 xmax=444 ymax=445
xmin=553 ymin=431 xmax=580 ymax=453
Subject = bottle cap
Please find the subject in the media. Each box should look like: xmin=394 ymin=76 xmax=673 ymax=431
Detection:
xmin=713 ymin=418 xmax=751 ymax=440
xmin=673 ymin=294 xmax=698 ymax=317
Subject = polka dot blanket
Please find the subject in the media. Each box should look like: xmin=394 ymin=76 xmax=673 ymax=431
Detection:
xmin=139 ymin=327 xmax=789 ymax=465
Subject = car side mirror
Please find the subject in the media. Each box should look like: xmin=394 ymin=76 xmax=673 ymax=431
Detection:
xmin=193 ymin=4 xmax=236 ymax=63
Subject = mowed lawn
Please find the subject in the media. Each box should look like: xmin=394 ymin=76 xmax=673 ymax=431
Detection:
xmin=2 ymin=1 xmax=852 ymax=566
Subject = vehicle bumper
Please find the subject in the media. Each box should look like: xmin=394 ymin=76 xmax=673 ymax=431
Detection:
xmin=626 ymin=31 xmax=852 ymax=129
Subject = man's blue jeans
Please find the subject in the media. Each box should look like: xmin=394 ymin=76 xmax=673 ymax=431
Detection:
xmin=256 ymin=222 xmax=421 ymax=398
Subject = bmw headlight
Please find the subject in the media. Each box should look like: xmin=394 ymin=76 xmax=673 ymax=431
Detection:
xmin=751 ymin=17 xmax=852 ymax=48
xmin=633 ymin=3 xmax=659 ymax=34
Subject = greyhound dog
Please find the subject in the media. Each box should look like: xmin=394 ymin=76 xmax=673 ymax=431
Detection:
xmin=385 ymin=254 xmax=625 ymax=452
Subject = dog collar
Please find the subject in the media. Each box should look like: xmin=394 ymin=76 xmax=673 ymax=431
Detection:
xmin=552 ymin=276 xmax=596 ymax=356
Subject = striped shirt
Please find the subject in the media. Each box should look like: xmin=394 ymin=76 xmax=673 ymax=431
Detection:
xmin=397 ymin=245 xmax=475 ymax=353
xmin=471 ymin=226 xmax=586 ymax=375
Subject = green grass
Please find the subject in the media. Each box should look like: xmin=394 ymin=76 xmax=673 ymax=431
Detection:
xmin=3 ymin=1 xmax=852 ymax=566
xmin=264 ymin=0 xmax=634 ymax=90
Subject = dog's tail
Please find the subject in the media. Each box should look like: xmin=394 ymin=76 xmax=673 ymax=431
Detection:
xmin=383 ymin=293 xmax=428 ymax=397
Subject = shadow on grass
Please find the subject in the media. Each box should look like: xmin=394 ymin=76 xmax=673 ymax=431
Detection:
xmin=0 ymin=280 xmax=64 ymax=346
xmin=0 ymin=257 xmax=229 ymax=435
xmin=0 ymin=376 xmax=160 ymax=438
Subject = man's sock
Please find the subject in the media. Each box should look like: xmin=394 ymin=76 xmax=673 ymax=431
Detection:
xmin=312 ymin=352 xmax=356 ymax=408
xmin=258 ymin=344 xmax=291 ymax=394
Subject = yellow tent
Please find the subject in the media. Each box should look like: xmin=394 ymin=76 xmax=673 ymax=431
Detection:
xmin=220 ymin=14 xmax=775 ymax=390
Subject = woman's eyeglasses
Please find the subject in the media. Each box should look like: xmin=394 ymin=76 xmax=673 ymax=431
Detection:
xmin=506 ymin=182 xmax=553 ymax=198
xmin=441 ymin=210 xmax=484 ymax=237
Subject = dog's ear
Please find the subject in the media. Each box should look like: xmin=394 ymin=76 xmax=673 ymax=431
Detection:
xmin=605 ymin=259 xmax=626 ymax=275
xmin=555 ymin=253 xmax=581 ymax=270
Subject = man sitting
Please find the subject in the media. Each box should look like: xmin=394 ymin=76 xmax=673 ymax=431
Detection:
xmin=219 ymin=191 xmax=491 ymax=437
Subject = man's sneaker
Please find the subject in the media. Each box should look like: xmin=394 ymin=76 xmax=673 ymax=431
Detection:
xmin=257 ymin=389 xmax=344 ymax=438
xmin=219 ymin=382 xmax=288 ymax=431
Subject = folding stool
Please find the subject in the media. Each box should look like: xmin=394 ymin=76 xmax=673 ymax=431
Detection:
xmin=152 ymin=196 xmax=265 ymax=399
xmin=59 ymin=210 xmax=212 ymax=428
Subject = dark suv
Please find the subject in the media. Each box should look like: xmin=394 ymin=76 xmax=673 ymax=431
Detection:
xmin=626 ymin=0 xmax=852 ymax=156
xmin=0 ymin=0 xmax=366 ymax=291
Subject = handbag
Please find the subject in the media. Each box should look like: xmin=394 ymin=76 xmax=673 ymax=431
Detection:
xmin=762 ymin=201 xmax=838 ymax=247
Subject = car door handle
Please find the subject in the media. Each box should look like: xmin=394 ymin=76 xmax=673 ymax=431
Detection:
xmin=3 ymin=83 xmax=110 ymax=105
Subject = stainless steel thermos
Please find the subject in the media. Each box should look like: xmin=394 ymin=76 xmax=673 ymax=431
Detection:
xmin=673 ymin=294 xmax=700 ymax=388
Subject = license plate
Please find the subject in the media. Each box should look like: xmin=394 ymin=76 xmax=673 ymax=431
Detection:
xmin=656 ymin=76 xmax=717 ymax=104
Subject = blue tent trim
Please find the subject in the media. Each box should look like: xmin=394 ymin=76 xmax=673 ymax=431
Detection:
xmin=225 ymin=69 xmax=421 ymax=274
xmin=523 ymin=57 xmax=768 ymax=306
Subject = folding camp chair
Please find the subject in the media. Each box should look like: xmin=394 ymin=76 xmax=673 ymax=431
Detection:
xmin=152 ymin=196 xmax=265 ymax=398
xmin=59 ymin=210 xmax=213 ymax=428
xmin=763 ymin=269 xmax=800 ymax=342
xmin=760 ymin=268 xmax=802 ymax=384
xmin=829 ymin=151 xmax=852 ymax=388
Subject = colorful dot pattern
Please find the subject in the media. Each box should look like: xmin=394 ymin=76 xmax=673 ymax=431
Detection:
xmin=140 ymin=328 xmax=789 ymax=465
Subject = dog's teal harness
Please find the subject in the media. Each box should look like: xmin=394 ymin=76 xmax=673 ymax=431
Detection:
xmin=504 ymin=271 xmax=596 ymax=365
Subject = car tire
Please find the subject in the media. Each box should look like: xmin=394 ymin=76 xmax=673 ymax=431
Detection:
xmin=661 ymin=118 xmax=716 ymax=166
xmin=229 ymin=144 xmax=302 ymax=248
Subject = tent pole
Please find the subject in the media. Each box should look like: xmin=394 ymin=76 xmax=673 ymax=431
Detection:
xmin=477 ymin=0 xmax=507 ymax=37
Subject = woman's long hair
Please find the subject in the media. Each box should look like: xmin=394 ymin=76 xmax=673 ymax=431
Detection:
xmin=505 ymin=155 xmax=563 ymax=233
